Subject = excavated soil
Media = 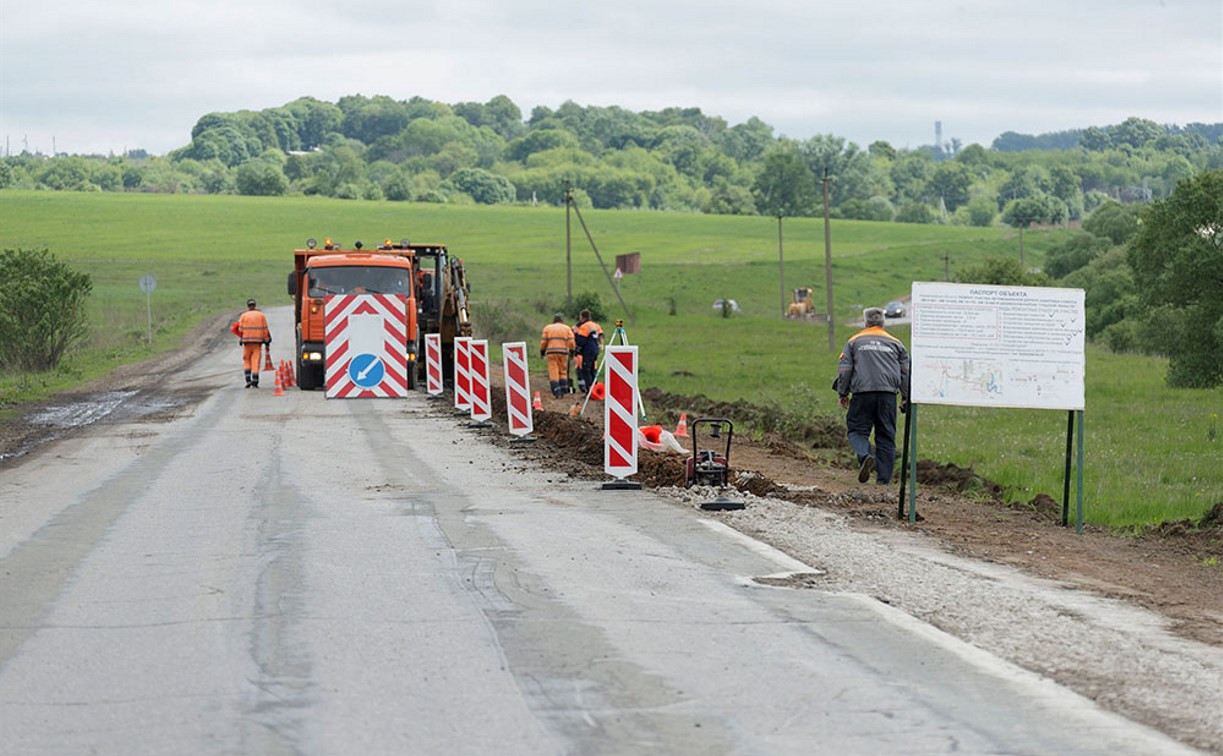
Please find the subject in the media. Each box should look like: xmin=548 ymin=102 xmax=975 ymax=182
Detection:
xmin=485 ymin=386 xmax=1222 ymax=649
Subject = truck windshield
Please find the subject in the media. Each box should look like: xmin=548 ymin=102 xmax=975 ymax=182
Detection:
xmin=308 ymin=266 xmax=411 ymax=297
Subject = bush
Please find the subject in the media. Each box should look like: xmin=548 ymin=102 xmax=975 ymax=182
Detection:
xmin=447 ymin=167 xmax=516 ymax=204
xmin=1044 ymin=233 xmax=1111 ymax=279
xmin=561 ymin=291 xmax=608 ymax=322
xmin=235 ymin=159 xmax=288 ymax=196
xmin=1083 ymin=200 xmax=1139 ymax=244
xmin=0 ymin=248 xmax=93 ymax=371
xmin=953 ymin=256 xmax=1051 ymax=287
xmin=895 ymin=202 xmax=935 ymax=224
xmin=964 ymin=196 xmax=997 ymax=227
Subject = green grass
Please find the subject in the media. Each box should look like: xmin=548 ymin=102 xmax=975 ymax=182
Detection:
xmin=2 ymin=190 xmax=1218 ymax=526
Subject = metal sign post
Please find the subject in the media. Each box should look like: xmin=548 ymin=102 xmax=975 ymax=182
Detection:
xmin=138 ymin=274 xmax=157 ymax=344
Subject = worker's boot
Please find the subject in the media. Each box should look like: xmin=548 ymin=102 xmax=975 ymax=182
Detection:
xmin=251 ymin=375 xmax=260 ymax=389
xmin=549 ymin=380 xmax=561 ymax=398
xmin=244 ymin=369 xmax=252 ymax=388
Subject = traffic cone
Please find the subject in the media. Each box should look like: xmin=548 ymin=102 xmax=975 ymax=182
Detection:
xmin=284 ymin=361 xmax=295 ymax=387
xmin=264 ymin=346 xmax=274 ymax=372
xmin=273 ymin=373 xmax=284 ymax=397
xmin=674 ymin=411 xmax=689 ymax=437
xmin=533 ymin=391 xmax=543 ymax=411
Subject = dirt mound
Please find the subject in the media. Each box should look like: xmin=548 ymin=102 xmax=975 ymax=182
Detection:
xmin=1009 ymin=492 xmax=1062 ymax=522
xmin=915 ymin=460 xmax=1005 ymax=499
xmin=1198 ymin=501 xmax=1223 ymax=529
xmin=640 ymin=387 xmax=846 ymax=449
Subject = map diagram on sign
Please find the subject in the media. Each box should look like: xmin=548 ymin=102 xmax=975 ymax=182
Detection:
xmin=910 ymin=282 xmax=1085 ymax=410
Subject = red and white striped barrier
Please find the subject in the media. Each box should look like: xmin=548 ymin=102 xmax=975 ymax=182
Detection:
xmin=468 ymin=339 xmax=491 ymax=424
xmin=323 ymin=294 xmax=409 ymax=399
xmin=424 ymin=332 xmax=443 ymax=396
xmin=603 ymin=346 xmax=639 ymax=487
xmin=502 ymin=342 xmax=533 ymax=437
xmin=453 ymin=336 xmax=472 ymax=411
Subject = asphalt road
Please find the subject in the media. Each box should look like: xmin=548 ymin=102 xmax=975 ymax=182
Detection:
xmin=0 ymin=308 xmax=1192 ymax=755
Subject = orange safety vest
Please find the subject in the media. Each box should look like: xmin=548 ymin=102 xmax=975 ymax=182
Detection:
xmin=237 ymin=309 xmax=270 ymax=344
xmin=574 ymin=320 xmax=603 ymax=341
xmin=541 ymin=322 xmax=575 ymax=354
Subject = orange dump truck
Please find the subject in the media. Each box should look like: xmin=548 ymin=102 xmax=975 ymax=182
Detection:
xmin=287 ymin=237 xmax=471 ymax=391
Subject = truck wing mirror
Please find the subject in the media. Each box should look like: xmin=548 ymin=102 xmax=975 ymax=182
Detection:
xmin=287 ymin=272 xmax=297 ymax=297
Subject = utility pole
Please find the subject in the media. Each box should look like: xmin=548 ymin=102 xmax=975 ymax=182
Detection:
xmin=821 ymin=167 xmax=835 ymax=352
xmin=777 ymin=214 xmax=786 ymax=319
xmin=943 ymin=252 xmax=950 ymax=281
xmin=563 ymin=180 xmax=572 ymax=309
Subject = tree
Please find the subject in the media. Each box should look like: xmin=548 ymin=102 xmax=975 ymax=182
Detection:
xmin=1083 ymin=200 xmax=1140 ymax=245
xmin=751 ymin=144 xmax=816 ymax=217
xmin=1127 ymin=170 xmax=1223 ymax=387
xmin=1001 ymin=196 xmax=1063 ymax=264
xmin=798 ymin=134 xmax=875 ymax=206
xmin=0 ymin=248 xmax=93 ymax=371
xmin=1110 ymin=117 xmax=1162 ymax=149
xmin=235 ymin=159 xmax=288 ymax=196
xmin=1044 ymin=233 xmax=1111 ymax=279
xmin=927 ymin=162 xmax=973 ymax=211
xmin=953 ymin=256 xmax=1050 ymax=287
xmin=964 ymin=196 xmax=997 ymax=227
xmin=446 ymin=167 xmax=515 ymax=204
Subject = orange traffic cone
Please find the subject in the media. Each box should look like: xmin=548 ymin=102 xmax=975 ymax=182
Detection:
xmin=273 ymin=373 xmax=284 ymax=397
xmin=532 ymin=391 xmax=543 ymax=411
xmin=674 ymin=411 xmax=689 ymax=437
xmin=284 ymin=361 xmax=295 ymax=388
xmin=264 ymin=346 xmax=274 ymax=372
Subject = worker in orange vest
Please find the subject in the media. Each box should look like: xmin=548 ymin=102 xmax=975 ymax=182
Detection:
xmin=572 ymin=309 xmax=604 ymax=392
xmin=540 ymin=313 xmax=576 ymax=398
xmin=232 ymin=298 xmax=272 ymax=388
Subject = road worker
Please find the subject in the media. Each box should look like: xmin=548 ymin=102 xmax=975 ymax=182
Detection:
xmin=572 ymin=309 xmax=604 ymax=392
xmin=232 ymin=298 xmax=272 ymax=388
xmin=540 ymin=313 xmax=576 ymax=398
xmin=834 ymin=307 xmax=910 ymax=484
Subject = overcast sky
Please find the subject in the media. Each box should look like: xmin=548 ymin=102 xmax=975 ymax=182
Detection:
xmin=1 ymin=0 xmax=1220 ymax=157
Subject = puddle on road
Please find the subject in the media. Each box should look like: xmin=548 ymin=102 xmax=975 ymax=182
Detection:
xmin=1 ymin=390 xmax=195 ymax=464
xmin=27 ymin=391 xmax=138 ymax=428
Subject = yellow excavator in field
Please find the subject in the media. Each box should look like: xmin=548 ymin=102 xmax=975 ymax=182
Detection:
xmin=786 ymin=287 xmax=819 ymax=319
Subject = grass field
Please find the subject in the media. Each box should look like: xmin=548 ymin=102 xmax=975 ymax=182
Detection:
xmin=2 ymin=190 xmax=1218 ymax=526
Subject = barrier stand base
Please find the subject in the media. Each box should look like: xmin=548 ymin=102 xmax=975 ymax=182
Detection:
xmin=468 ymin=421 xmax=493 ymax=429
xmin=427 ymin=393 xmax=446 ymax=400
xmin=510 ymin=436 xmax=537 ymax=444
xmin=454 ymin=409 xmax=471 ymax=416
xmin=699 ymin=494 xmax=745 ymax=511
xmin=602 ymin=479 xmax=642 ymax=490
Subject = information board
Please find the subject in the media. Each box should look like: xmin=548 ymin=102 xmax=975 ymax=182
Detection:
xmin=910 ymin=282 xmax=1085 ymax=410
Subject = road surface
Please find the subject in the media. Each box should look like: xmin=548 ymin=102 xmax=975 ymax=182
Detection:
xmin=0 ymin=307 xmax=1194 ymax=755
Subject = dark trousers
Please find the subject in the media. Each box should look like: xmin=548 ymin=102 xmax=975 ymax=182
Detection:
xmin=847 ymin=392 xmax=897 ymax=483
xmin=578 ymin=350 xmax=598 ymax=390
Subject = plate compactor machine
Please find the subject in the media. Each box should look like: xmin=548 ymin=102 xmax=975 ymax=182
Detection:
xmin=684 ymin=417 xmax=745 ymax=511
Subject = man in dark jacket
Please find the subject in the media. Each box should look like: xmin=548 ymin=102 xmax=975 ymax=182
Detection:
xmin=835 ymin=307 xmax=910 ymax=484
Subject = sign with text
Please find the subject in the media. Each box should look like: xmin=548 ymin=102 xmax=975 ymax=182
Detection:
xmin=910 ymin=282 xmax=1084 ymax=410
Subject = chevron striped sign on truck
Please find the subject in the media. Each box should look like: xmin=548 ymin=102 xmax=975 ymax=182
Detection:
xmin=324 ymin=294 xmax=409 ymax=398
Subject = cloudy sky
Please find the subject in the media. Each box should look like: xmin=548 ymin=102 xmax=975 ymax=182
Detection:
xmin=1 ymin=0 xmax=1220 ymax=156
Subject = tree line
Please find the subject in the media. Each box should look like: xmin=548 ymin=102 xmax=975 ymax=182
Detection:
xmin=1 ymin=95 xmax=1219 ymax=229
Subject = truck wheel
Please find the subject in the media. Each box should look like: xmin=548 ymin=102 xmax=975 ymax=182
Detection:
xmin=297 ymin=361 xmax=321 ymax=391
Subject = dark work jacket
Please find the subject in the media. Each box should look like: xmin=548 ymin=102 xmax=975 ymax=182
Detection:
xmin=835 ymin=326 xmax=909 ymax=399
